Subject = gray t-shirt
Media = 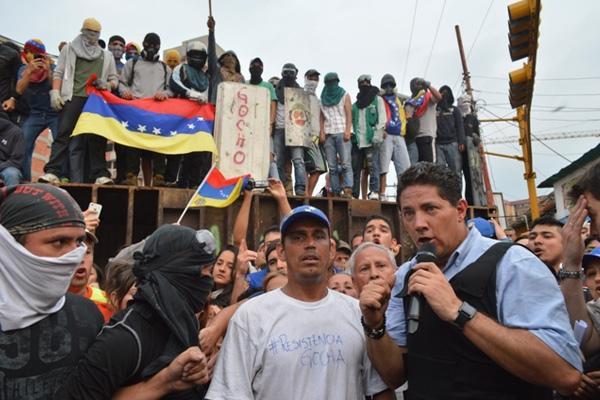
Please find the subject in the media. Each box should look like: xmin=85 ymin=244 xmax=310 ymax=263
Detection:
xmin=417 ymin=100 xmax=437 ymax=138
xmin=206 ymin=288 xmax=388 ymax=400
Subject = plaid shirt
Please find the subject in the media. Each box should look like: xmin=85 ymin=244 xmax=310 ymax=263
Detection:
xmin=321 ymin=94 xmax=348 ymax=134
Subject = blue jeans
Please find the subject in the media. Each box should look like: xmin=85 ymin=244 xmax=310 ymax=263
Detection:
xmin=379 ymin=134 xmax=411 ymax=180
xmin=21 ymin=111 xmax=61 ymax=181
xmin=0 ymin=166 xmax=22 ymax=186
xmin=273 ymin=128 xmax=306 ymax=194
xmin=407 ymin=142 xmax=419 ymax=165
xmin=351 ymin=144 xmax=379 ymax=197
xmin=324 ymin=133 xmax=352 ymax=194
xmin=436 ymin=141 xmax=463 ymax=189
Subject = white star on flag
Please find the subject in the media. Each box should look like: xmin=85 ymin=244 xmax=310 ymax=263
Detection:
xmin=121 ymin=120 xmax=129 ymax=128
xmin=137 ymin=124 xmax=147 ymax=133
xmin=170 ymin=131 xmax=177 ymax=136
xmin=187 ymin=123 xmax=196 ymax=130
xmin=196 ymin=117 xmax=204 ymax=121
xmin=152 ymin=127 xmax=162 ymax=135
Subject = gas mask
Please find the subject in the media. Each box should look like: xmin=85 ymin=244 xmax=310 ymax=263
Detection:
xmin=141 ymin=46 xmax=159 ymax=62
xmin=187 ymin=50 xmax=207 ymax=70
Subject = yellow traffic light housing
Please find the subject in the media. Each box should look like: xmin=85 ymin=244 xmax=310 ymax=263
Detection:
xmin=507 ymin=0 xmax=540 ymax=62
xmin=509 ymin=62 xmax=532 ymax=108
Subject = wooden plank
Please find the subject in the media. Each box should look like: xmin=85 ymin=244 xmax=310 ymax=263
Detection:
xmin=213 ymin=82 xmax=271 ymax=180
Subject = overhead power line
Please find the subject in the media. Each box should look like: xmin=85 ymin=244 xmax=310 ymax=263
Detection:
xmin=401 ymin=0 xmax=419 ymax=93
xmin=483 ymin=130 xmax=600 ymax=144
xmin=473 ymin=75 xmax=600 ymax=81
xmin=424 ymin=0 xmax=447 ymax=77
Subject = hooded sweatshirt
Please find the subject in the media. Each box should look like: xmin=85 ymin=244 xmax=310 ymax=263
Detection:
xmin=436 ymin=86 xmax=466 ymax=146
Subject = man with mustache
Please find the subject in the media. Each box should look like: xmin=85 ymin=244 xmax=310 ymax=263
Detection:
xmin=207 ymin=205 xmax=394 ymax=399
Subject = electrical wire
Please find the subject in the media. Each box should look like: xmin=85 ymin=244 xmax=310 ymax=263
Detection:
xmin=472 ymin=75 xmax=600 ymax=81
xmin=530 ymin=133 xmax=573 ymax=163
xmin=423 ymin=0 xmax=447 ymax=77
xmin=401 ymin=0 xmax=419 ymax=93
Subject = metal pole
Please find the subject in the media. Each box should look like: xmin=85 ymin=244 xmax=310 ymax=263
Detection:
xmin=455 ymin=24 xmax=495 ymax=208
xmin=455 ymin=25 xmax=473 ymax=98
xmin=209 ymin=0 xmax=213 ymax=16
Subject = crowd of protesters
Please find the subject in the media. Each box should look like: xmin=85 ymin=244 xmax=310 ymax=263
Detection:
xmin=0 ymin=161 xmax=598 ymax=399
xmin=2 ymin=14 xmax=600 ymax=400
xmin=0 ymin=16 xmax=479 ymax=200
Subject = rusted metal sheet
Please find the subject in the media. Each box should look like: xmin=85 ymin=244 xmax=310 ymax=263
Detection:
xmin=213 ymin=82 xmax=271 ymax=180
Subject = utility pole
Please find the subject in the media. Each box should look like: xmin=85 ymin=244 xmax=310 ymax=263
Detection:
xmin=455 ymin=25 xmax=495 ymax=209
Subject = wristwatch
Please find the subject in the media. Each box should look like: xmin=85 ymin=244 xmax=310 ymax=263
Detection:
xmin=452 ymin=301 xmax=477 ymax=330
xmin=361 ymin=316 xmax=386 ymax=340
xmin=558 ymin=269 xmax=583 ymax=281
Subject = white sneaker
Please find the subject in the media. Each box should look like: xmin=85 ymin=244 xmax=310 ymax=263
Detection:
xmin=379 ymin=194 xmax=387 ymax=202
xmin=368 ymin=192 xmax=379 ymax=200
xmin=38 ymin=173 xmax=60 ymax=184
xmin=95 ymin=176 xmax=114 ymax=185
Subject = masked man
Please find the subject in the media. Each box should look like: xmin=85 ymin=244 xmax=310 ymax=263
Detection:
xmin=39 ymin=18 xmax=118 ymax=185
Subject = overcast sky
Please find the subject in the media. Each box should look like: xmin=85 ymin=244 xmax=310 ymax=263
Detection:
xmin=3 ymin=0 xmax=598 ymax=201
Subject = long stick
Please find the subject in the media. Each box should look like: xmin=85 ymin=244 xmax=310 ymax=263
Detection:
xmin=176 ymin=163 xmax=216 ymax=225
xmin=209 ymin=0 xmax=213 ymax=17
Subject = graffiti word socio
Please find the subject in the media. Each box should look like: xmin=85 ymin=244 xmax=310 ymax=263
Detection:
xmin=233 ymin=88 xmax=249 ymax=165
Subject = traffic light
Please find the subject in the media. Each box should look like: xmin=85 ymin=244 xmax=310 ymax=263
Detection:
xmin=509 ymin=62 xmax=532 ymax=108
xmin=507 ymin=0 xmax=540 ymax=109
xmin=507 ymin=0 xmax=540 ymax=62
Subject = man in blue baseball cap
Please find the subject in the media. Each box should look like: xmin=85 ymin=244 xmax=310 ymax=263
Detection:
xmin=207 ymin=205 xmax=394 ymax=399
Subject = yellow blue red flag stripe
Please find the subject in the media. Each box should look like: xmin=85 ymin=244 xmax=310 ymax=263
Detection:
xmin=190 ymin=167 xmax=250 ymax=208
xmin=72 ymin=87 xmax=217 ymax=155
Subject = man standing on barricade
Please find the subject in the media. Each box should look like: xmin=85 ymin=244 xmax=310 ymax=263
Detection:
xmin=39 ymin=18 xmax=117 ymax=185
xmin=119 ymin=32 xmax=173 ymax=187
xmin=351 ymin=74 xmax=384 ymax=200
xmin=320 ymin=72 xmax=353 ymax=198
xmin=360 ymin=162 xmax=582 ymax=398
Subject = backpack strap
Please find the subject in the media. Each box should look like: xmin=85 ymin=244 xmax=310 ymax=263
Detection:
xmin=127 ymin=58 xmax=138 ymax=88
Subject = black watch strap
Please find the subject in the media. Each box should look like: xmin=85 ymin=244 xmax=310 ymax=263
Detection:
xmin=452 ymin=301 xmax=477 ymax=330
xmin=361 ymin=316 xmax=386 ymax=340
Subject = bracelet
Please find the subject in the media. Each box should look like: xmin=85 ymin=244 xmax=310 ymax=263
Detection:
xmin=361 ymin=316 xmax=386 ymax=340
xmin=558 ymin=269 xmax=583 ymax=281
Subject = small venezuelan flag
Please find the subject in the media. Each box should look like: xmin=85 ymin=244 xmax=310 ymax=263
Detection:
xmin=72 ymin=78 xmax=217 ymax=155
xmin=189 ymin=166 xmax=250 ymax=208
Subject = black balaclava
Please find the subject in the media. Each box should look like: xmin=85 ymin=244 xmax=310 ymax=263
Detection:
xmin=249 ymin=57 xmax=263 ymax=85
xmin=438 ymin=85 xmax=454 ymax=111
xmin=141 ymin=32 xmax=160 ymax=62
xmin=133 ymin=224 xmax=215 ymax=378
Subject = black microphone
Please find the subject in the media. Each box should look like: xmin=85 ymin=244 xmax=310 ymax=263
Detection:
xmin=407 ymin=242 xmax=437 ymax=334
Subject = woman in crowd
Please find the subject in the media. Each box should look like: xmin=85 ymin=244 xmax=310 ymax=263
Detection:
xmin=210 ymin=245 xmax=238 ymax=308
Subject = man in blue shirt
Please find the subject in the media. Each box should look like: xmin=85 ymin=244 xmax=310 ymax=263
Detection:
xmin=359 ymin=162 xmax=582 ymax=398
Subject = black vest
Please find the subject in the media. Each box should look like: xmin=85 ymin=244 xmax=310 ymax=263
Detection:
xmin=401 ymin=242 xmax=553 ymax=400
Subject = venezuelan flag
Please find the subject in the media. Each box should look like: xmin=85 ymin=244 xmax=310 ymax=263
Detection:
xmin=72 ymin=86 xmax=217 ymax=155
xmin=189 ymin=167 xmax=250 ymax=208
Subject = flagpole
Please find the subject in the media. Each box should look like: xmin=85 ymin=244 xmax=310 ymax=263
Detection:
xmin=176 ymin=163 xmax=216 ymax=225
xmin=208 ymin=0 xmax=213 ymax=17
